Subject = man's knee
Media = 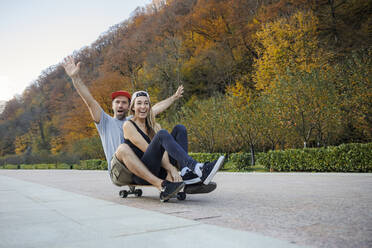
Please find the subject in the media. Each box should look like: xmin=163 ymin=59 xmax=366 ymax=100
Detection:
xmin=116 ymin=143 xmax=132 ymax=158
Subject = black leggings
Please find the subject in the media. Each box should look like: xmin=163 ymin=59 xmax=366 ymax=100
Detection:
xmin=132 ymin=124 xmax=197 ymax=185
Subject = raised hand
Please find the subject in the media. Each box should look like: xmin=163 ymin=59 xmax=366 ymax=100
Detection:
xmin=173 ymin=85 xmax=184 ymax=100
xmin=62 ymin=56 xmax=81 ymax=78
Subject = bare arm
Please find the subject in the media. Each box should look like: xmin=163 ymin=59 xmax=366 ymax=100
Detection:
xmin=152 ymin=85 xmax=184 ymax=116
xmin=62 ymin=56 xmax=102 ymax=123
xmin=123 ymin=121 xmax=149 ymax=152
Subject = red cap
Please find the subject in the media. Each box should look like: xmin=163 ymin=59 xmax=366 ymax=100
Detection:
xmin=111 ymin=91 xmax=131 ymax=101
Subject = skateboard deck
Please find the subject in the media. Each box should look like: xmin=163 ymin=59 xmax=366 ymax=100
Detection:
xmin=119 ymin=182 xmax=217 ymax=201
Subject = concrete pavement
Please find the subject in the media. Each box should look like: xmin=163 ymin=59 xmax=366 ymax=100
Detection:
xmin=1 ymin=170 xmax=372 ymax=247
xmin=0 ymin=174 xmax=304 ymax=248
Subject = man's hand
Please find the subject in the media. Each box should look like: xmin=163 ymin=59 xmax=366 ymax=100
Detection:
xmin=61 ymin=55 xmax=102 ymax=123
xmin=172 ymin=85 xmax=184 ymax=100
xmin=62 ymin=56 xmax=81 ymax=78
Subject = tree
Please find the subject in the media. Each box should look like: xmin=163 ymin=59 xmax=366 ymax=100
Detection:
xmin=226 ymin=82 xmax=262 ymax=164
xmin=253 ymin=10 xmax=327 ymax=91
xmin=268 ymin=68 xmax=341 ymax=148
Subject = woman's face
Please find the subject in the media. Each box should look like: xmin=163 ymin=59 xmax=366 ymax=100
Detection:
xmin=133 ymin=96 xmax=150 ymax=119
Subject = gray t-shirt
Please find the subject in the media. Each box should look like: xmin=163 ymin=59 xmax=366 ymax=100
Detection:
xmin=95 ymin=110 xmax=131 ymax=171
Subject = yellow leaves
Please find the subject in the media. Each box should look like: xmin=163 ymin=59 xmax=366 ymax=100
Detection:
xmin=50 ymin=136 xmax=64 ymax=155
xmin=14 ymin=133 xmax=31 ymax=155
xmin=253 ymin=18 xmax=260 ymax=25
xmin=253 ymin=11 xmax=325 ymax=91
xmin=226 ymin=81 xmax=251 ymax=103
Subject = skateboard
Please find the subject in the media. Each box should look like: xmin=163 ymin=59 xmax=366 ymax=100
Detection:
xmin=119 ymin=182 xmax=217 ymax=201
xmin=119 ymin=184 xmax=186 ymax=200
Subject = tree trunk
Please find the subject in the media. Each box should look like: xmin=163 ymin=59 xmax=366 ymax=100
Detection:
xmin=250 ymin=144 xmax=255 ymax=166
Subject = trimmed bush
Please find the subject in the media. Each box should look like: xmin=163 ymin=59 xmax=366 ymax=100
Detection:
xmin=35 ymin=164 xmax=57 ymax=169
xmin=101 ymin=160 xmax=108 ymax=170
xmin=56 ymin=163 xmax=73 ymax=169
xmin=74 ymin=159 xmax=106 ymax=170
xmin=20 ymin=164 xmax=35 ymax=169
xmin=2 ymin=164 xmax=19 ymax=169
xmin=257 ymin=143 xmax=372 ymax=172
xmin=228 ymin=153 xmax=251 ymax=171
xmin=189 ymin=153 xmax=225 ymax=163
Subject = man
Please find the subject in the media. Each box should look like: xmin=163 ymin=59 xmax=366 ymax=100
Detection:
xmin=62 ymin=56 xmax=217 ymax=201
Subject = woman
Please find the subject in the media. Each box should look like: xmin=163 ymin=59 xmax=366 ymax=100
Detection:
xmin=123 ymin=91 xmax=225 ymax=200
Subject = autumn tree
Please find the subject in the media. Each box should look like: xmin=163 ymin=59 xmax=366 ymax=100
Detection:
xmin=253 ymin=10 xmax=328 ymax=91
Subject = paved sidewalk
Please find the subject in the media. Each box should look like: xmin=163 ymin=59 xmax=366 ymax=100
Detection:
xmin=0 ymin=175 xmax=305 ymax=248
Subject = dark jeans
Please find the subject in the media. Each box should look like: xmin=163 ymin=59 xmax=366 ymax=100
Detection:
xmin=132 ymin=124 xmax=197 ymax=185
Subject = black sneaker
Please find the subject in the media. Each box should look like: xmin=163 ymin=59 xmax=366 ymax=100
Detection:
xmin=200 ymin=156 xmax=225 ymax=185
xmin=160 ymin=180 xmax=185 ymax=202
xmin=182 ymin=170 xmax=201 ymax=185
xmin=184 ymin=182 xmax=217 ymax=194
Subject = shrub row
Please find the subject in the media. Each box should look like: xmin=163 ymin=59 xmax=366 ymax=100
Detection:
xmin=1 ymin=163 xmax=73 ymax=170
xmin=73 ymin=159 xmax=108 ymax=170
xmin=189 ymin=152 xmax=225 ymax=163
xmin=189 ymin=152 xmax=261 ymax=171
xmin=1 ymin=143 xmax=370 ymax=172
xmin=257 ymin=143 xmax=372 ymax=172
xmin=0 ymin=160 xmax=107 ymax=170
xmin=1 ymin=154 xmax=248 ymax=171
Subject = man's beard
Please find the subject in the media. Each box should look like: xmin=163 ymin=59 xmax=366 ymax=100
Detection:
xmin=115 ymin=110 xmax=127 ymax=120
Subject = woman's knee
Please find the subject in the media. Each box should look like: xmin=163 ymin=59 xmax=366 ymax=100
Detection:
xmin=173 ymin=124 xmax=187 ymax=133
xmin=156 ymin=129 xmax=170 ymax=139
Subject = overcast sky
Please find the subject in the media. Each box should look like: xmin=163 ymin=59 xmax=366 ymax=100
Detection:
xmin=0 ymin=0 xmax=152 ymax=101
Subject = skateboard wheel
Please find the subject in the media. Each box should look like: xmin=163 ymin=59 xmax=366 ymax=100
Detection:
xmin=119 ymin=190 xmax=128 ymax=198
xmin=159 ymin=192 xmax=170 ymax=202
xmin=177 ymin=192 xmax=186 ymax=200
xmin=134 ymin=189 xmax=142 ymax=197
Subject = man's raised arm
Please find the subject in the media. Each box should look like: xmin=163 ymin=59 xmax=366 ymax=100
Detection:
xmin=62 ymin=56 xmax=102 ymax=123
xmin=152 ymin=85 xmax=184 ymax=116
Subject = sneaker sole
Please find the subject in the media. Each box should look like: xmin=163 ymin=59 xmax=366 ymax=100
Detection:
xmin=184 ymin=182 xmax=217 ymax=194
xmin=203 ymin=156 xmax=225 ymax=185
xmin=160 ymin=183 xmax=185 ymax=202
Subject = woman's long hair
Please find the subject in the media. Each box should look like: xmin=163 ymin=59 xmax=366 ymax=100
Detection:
xmin=129 ymin=92 xmax=160 ymax=139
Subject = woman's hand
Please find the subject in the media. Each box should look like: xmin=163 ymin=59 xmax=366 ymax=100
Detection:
xmin=167 ymin=166 xmax=182 ymax=182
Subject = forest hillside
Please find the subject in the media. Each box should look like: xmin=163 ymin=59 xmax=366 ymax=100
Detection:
xmin=0 ymin=0 xmax=370 ymax=162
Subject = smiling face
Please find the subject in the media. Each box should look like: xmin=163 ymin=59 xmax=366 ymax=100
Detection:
xmin=132 ymin=96 xmax=150 ymax=120
xmin=112 ymin=95 xmax=129 ymax=120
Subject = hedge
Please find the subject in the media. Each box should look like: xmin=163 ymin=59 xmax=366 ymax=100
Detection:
xmin=228 ymin=153 xmax=251 ymax=171
xmin=0 ymin=163 xmax=74 ymax=170
xmin=1 ymin=143 xmax=370 ymax=172
xmin=257 ymin=143 xmax=372 ymax=172
xmin=73 ymin=159 xmax=107 ymax=170
xmin=189 ymin=153 xmax=225 ymax=163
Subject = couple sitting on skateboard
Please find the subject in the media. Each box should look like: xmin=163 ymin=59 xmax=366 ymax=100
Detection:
xmin=63 ymin=56 xmax=225 ymax=202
